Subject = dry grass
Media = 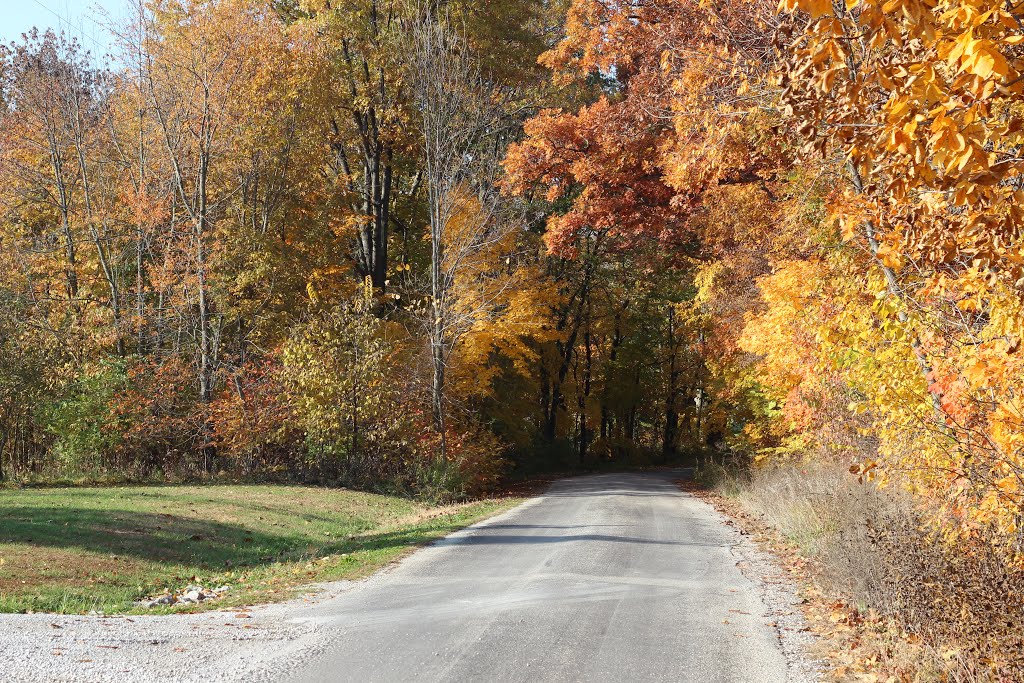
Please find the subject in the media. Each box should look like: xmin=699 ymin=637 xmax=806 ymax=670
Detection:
xmin=698 ymin=461 xmax=1024 ymax=683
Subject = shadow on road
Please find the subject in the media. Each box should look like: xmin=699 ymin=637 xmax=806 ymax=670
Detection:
xmin=438 ymin=528 xmax=723 ymax=548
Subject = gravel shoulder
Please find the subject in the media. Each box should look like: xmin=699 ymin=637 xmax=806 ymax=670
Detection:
xmin=729 ymin=524 xmax=823 ymax=682
xmin=3 ymin=473 xmax=821 ymax=683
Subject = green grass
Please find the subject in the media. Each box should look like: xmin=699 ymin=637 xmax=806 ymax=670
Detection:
xmin=0 ymin=484 xmax=520 ymax=614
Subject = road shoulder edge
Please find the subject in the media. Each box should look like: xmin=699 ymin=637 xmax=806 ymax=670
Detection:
xmin=676 ymin=480 xmax=825 ymax=683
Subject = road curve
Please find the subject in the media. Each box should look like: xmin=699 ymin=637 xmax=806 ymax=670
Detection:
xmin=282 ymin=471 xmax=814 ymax=683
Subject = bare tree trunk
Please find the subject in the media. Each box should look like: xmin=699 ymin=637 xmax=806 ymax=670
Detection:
xmin=410 ymin=11 xmax=513 ymax=461
xmin=196 ymin=143 xmax=212 ymax=403
xmin=45 ymin=131 xmax=80 ymax=300
xmin=431 ymin=335 xmax=447 ymax=456
xmin=333 ymin=31 xmax=396 ymax=291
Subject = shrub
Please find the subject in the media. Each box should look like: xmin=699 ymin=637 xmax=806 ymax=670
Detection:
xmin=42 ymin=360 xmax=128 ymax=476
xmin=210 ymin=358 xmax=301 ymax=476
xmin=440 ymin=421 xmax=507 ymax=499
xmin=282 ymin=297 xmax=414 ymax=487
xmin=108 ymin=356 xmax=207 ymax=477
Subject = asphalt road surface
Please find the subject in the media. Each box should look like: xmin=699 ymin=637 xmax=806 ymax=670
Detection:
xmin=3 ymin=472 xmax=817 ymax=682
xmin=283 ymin=471 xmax=815 ymax=683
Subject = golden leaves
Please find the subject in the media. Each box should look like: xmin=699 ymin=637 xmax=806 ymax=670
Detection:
xmin=957 ymin=38 xmax=1010 ymax=80
xmin=779 ymin=0 xmax=833 ymax=19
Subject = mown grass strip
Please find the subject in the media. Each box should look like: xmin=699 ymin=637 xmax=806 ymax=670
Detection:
xmin=0 ymin=485 xmax=521 ymax=614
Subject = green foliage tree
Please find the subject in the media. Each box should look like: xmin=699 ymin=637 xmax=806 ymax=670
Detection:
xmin=282 ymin=291 xmax=403 ymax=481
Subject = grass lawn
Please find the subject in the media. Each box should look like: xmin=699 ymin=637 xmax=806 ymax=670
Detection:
xmin=0 ymin=485 xmax=521 ymax=614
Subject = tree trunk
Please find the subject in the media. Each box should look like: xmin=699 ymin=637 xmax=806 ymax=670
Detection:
xmin=662 ymin=306 xmax=680 ymax=461
xmin=355 ymin=140 xmax=391 ymax=289
xmin=545 ymin=271 xmax=589 ymax=444
xmin=196 ymin=149 xmax=212 ymax=404
xmin=429 ymin=173 xmax=447 ymax=460
xmin=47 ymin=139 xmax=79 ymax=300
xmin=600 ymin=308 xmax=623 ymax=453
xmin=344 ymin=71 xmax=394 ymax=290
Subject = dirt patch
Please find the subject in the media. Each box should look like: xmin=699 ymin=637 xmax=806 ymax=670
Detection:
xmin=0 ymin=547 xmax=144 ymax=593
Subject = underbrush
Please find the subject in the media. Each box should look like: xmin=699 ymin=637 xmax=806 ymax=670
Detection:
xmin=698 ymin=461 xmax=1024 ymax=682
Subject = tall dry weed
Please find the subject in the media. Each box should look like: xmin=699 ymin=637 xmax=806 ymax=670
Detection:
xmin=708 ymin=462 xmax=1024 ymax=682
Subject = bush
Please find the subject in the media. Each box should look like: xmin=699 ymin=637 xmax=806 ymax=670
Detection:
xmin=42 ymin=360 xmax=128 ymax=477
xmin=210 ymin=359 xmax=301 ymax=476
xmin=282 ymin=297 xmax=508 ymax=500
xmin=282 ymin=297 xmax=410 ymax=485
xmin=441 ymin=421 xmax=507 ymax=499
xmin=413 ymin=458 xmax=467 ymax=504
xmin=108 ymin=356 xmax=208 ymax=477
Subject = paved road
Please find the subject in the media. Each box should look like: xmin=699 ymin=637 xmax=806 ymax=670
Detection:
xmin=2 ymin=472 xmax=815 ymax=682
xmin=283 ymin=472 xmax=810 ymax=683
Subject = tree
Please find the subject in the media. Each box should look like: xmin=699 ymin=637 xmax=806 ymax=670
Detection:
xmin=777 ymin=0 xmax=1024 ymax=555
xmin=282 ymin=288 xmax=398 ymax=479
xmin=138 ymin=0 xmax=299 ymax=404
xmin=408 ymin=11 xmax=519 ymax=457
xmin=0 ymin=31 xmax=128 ymax=349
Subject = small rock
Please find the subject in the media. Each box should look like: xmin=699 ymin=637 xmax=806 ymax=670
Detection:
xmin=139 ymin=583 xmax=230 ymax=608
